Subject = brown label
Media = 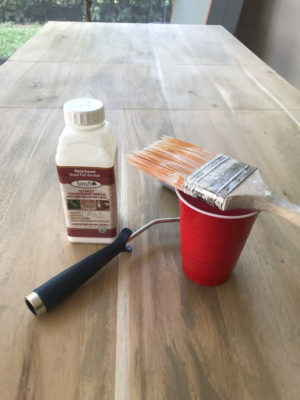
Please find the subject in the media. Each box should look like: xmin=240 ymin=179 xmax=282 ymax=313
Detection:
xmin=67 ymin=227 xmax=117 ymax=238
xmin=57 ymin=166 xmax=115 ymax=185
xmin=57 ymin=165 xmax=117 ymax=239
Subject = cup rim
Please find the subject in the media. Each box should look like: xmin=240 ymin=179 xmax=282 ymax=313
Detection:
xmin=175 ymin=188 xmax=259 ymax=220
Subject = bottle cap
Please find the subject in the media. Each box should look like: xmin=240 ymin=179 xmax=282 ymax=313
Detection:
xmin=63 ymin=98 xmax=105 ymax=126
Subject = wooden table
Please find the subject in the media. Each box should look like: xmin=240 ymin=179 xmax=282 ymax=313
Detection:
xmin=0 ymin=22 xmax=299 ymax=400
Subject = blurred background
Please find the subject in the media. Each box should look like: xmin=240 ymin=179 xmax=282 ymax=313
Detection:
xmin=0 ymin=0 xmax=299 ymax=89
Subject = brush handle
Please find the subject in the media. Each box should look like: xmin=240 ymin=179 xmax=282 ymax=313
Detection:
xmin=25 ymin=228 xmax=132 ymax=316
xmin=253 ymin=194 xmax=300 ymax=227
xmin=225 ymin=170 xmax=300 ymax=227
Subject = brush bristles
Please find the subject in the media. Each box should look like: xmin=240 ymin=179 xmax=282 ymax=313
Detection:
xmin=127 ymin=136 xmax=217 ymax=190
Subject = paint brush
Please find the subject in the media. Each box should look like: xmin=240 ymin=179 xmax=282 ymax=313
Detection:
xmin=127 ymin=136 xmax=300 ymax=227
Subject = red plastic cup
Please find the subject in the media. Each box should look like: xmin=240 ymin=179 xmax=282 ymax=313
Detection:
xmin=176 ymin=189 xmax=259 ymax=286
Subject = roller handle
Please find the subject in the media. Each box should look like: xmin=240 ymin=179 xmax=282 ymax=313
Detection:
xmin=25 ymin=228 xmax=132 ymax=316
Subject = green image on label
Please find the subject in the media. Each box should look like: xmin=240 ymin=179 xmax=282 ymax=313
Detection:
xmin=67 ymin=199 xmax=81 ymax=210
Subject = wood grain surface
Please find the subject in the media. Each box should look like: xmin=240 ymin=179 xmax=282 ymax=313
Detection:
xmin=0 ymin=22 xmax=299 ymax=400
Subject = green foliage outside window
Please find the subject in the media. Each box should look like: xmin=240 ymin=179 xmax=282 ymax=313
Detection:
xmin=0 ymin=0 xmax=173 ymax=23
xmin=0 ymin=22 xmax=41 ymax=58
xmin=0 ymin=0 xmax=83 ymax=23
xmin=91 ymin=0 xmax=172 ymax=23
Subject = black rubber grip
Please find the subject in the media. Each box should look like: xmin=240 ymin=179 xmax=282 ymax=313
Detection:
xmin=34 ymin=228 xmax=132 ymax=312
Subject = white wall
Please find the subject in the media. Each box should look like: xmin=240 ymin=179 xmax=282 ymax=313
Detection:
xmin=236 ymin=0 xmax=300 ymax=89
xmin=171 ymin=0 xmax=211 ymax=24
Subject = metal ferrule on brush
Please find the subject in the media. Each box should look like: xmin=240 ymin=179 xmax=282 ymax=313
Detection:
xmin=183 ymin=155 xmax=257 ymax=209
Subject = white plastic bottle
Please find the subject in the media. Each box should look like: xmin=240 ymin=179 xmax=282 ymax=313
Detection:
xmin=56 ymin=98 xmax=118 ymax=243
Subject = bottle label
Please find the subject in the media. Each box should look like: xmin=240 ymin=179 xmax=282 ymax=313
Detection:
xmin=57 ymin=166 xmax=117 ymax=238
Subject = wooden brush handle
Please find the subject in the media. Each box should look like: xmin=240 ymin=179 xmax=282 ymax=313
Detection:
xmin=226 ymin=171 xmax=300 ymax=227
xmin=254 ymin=194 xmax=300 ymax=227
